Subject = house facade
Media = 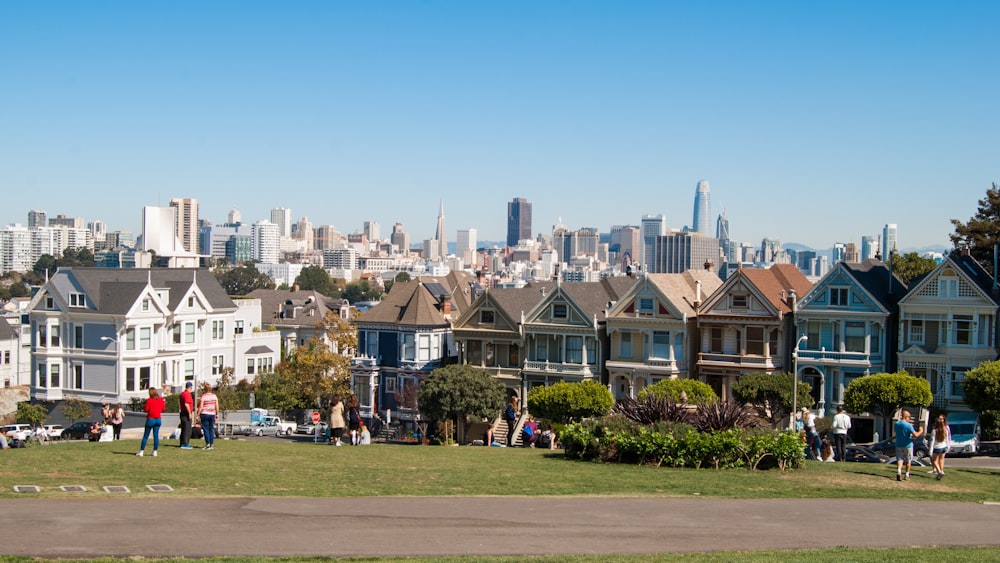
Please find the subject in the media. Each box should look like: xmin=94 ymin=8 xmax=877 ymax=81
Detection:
xmin=794 ymin=259 xmax=904 ymax=415
xmin=605 ymin=270 xmax=723 ymax=400
xmin=28 ymin=268 xmax=279 ymax=405
xmin=896 ymin=250 xmax=1000 ymax=413
xmin=696 ymin=264 xmax=813 ymax=401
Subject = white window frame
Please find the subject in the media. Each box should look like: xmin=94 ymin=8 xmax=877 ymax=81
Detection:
xmin=909 ymin=320 xmax=924 ymax=345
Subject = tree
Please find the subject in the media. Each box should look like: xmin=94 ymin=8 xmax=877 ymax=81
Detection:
xmin=951 ymin=183 xmax=1000 ymax=274
xmin=639 ymin=378 xmax=718 ymax=406
xmin=60 ymin=397 xmax=92 ymax=424
xmin=342 ymin=281 xmax=383 ymax=304
xmin=271 ymin=337 xmax=351 ymax=411
xmin=294 ymin=265 xmax=337 ymax=296
xmin=888 ymin=252 xmax=937 ymax=286
xmin=731 ymin=372 xmax=813 ymax=429
xmin=527 ymin=380 xmax=613 ymax=423
xmin=963 ymin=360 xmax=1000 ymax=413
xmin=385 ymin=272 xmax=411 ymax=294
xmin=417 ymin=365 xmax=506 ymax=443
xmin=844 ymin=371 xmax=932 ymax=437
xmin=17 ymin=402 xmax=48 ymax=427
xmin=214 ymin=264 xmax=275 ymax=296
xmin=214 ymin=367 xmax=243 ymax=416
xmin=32 ymin=254 xmax=58 ymax=278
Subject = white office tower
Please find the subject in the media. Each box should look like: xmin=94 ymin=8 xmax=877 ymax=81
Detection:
xmin=227 ymin=208 xmax=242 ymax=225
xmin=882 ymin=224 xmax=898 ymax=260
xmin=832 ymin=243 xmax=846 ymax=263
xmin=456 ymin=228 xmax=477 ymax=268
xmin=364 ymin=221 xmax=380 ymax=243
xmin=861 ymin=235 xmax=878 ymax=260
xmin=640 ymin=214 xmax=667 ymax=271
xmin=252 ymin=220 xmax=280 ymax=264
xmin=169 ymin=198 xmax=199 ymax=254
xmin=270 ymin=207 xmax=292 ymax=238
xmin=692 ymin=180 xmax=711 ymax=235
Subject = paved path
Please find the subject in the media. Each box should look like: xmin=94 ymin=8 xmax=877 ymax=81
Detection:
xmin=3 ymin=497 xmax=999 ymax=558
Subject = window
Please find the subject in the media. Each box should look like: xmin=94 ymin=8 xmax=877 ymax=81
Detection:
xmin=403 ymin=334 xmax=415 ymax=360
xmin=125 ymin=328 xmax=136 ymax=351
xmin=38 ymin=325 xmax=47 ymax=348
xmin=247 ymin=358 xmax=255 ymax=375
xmin=731 ymin=295 xmax=748 ymax=309
xmin=185 ymin=359 xmax=196 ymax=380
xmin=50 ymin=325 xmax=60 ymax=347
xmin=585 ymin=339 xmax=596 ymax=365
xmin=845 ymin=322 xmax=865 ymax=353
xmin=365 ymin=331 xmax=378 ymax=357
xmin=674 ymin=333 xmax=684 ymax=362
xmin=953 ymin=315 xmax=973 ymax=345
xmin=69 ymin=293 xmax=85 ymax=307
xmin=909 ymin=320 xmax=924 ymax=344
xmin=418 ymin=334 xmax=431 ymax=361
xmin=257 ymin=357 xmax=272 ymax=373
xmin=552 ymin=304 xmax=568 ymax=319
xmin=212 ymin=355 xmax=223 ymax=375
xmin=480 ymin=310 xmax=495 ymax=324
xmin=871 ymin=324 xmax=882 ymax=354
xmin=536 ymin=339 xmax=548 ymax=361
xmin=46 ymin=296 xmax=54 ymax=309
xmin=566 ymin=336 xmax=583 ymax=363
xmin=385 ymin=376 xmax=396 ymax=393
xmin=939 ymin=276 xmax=958 ymax=298
xmin=710 ymin=327 xmax=723 ymax=353
xmin=235 ymin=320 xmax=245 ymax=335
xmin=142 ymin=299 xmax=150 ymax=311
xmin=638 ymin=298 xmax=654 ymax=314
xmin=484 ymin=342 xmax=495 ymax=365
xmin=37 ymin=364 xmax=47 ymax=388
xmin=74 ymin=364 xmax=83 ymax=389
xmin=508 ymin=344 xmax=519 ymax=366
xmin=139 ymin=327 xmax=152 ymax=350
xmin=185 ymin=322 xmax=196 ymax=344
xmin=829 ymin=288 xmax=848 ymax=306
xmin=746 ymin=327 xmax=765 ymax=355
xmin=652 ymin=331 xmax=670 ymax=359
xmin=172 ymin=323 xmax=182 ymax=344
xmin=3 ymin=351 xmax=9 ymax=364
xmin=74 ymin=325 xmax=83 ymax=348
xmin=126 ymin=367 xmax=136 ymax=391
xmin=50 ymin=364 xmax=60 ymax=387
xmin=188 ymin=296 xmax=195 ymax=307
xmin=212 ymin=320 xmax=225 ymax=340
xmin=950 ymin=368 xmax=968 ymax=398
xmin=619 ymin=332 xmax=633 ymax=358
xmin=139 ymin=366 xmax=151 ymax=390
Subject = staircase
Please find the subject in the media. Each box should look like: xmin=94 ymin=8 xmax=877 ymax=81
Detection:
xmin=491 ymin=414 xmax=525 ymax=447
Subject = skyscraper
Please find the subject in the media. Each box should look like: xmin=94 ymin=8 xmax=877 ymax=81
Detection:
xmin=692 ymin=180 xmax=711 ymax=235
xmin=882 ymin=224 xmax=898 ymax=260
xmin=28 ymin=210 xmax=46 ymax=228
xmin=270 ymin=208 xmax=292 ymax=238
xmin=640 ymin=214 xmax=667 ymax=269
xmin=169 ymin=198 xmax=199 ymax=254
xmin=391 ymin=222 xmax=410 ymax=255
xmin=507 ymin=197 xmax=532 ymax=247
xmin=252 ymin=220 xmax=280 ymax=264
xmin=861 ymin=235 xmax=878 ymax=260
xmin=456 ymin=228 xmax=477 ymax=267
xmin=435 ymin=200 xmax=447 ymax=259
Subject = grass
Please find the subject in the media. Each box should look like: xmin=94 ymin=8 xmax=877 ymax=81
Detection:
xmin=1 ymin=437 xmax=998 ymax=502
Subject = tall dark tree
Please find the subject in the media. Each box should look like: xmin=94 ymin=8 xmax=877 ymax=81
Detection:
xmin=951 ymin=182 xmax=1000 ymax=274
xmin=341 ymin=280 xmax=383 ymax=304
xmin=731 ymin=372 xmax=813 ymax=429
xmin=888 ymin=252 xmax=937 ymax=286
xmin=294 ymin=265 xmax=337 ymax=296
xmin=214 ymin=264 xmax=276 ymax=296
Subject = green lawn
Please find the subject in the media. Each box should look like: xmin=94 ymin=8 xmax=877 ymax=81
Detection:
xmin=2 ymin=437 xmax=997 ymax=502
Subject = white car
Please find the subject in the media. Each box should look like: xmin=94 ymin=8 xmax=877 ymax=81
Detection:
xmin=3 ymin=424 xmax=32 ymax=441
xmin=43 ymin=424 xmax=65 ymax=440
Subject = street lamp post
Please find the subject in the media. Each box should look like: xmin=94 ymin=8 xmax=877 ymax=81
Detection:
xmin=790 ymin=335 xmax=808 ymax=430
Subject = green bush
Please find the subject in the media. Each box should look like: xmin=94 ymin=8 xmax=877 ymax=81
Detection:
xmin=640 ymin=379 xmax=718 ymax=405
xmin=981 ymin=410 xmax=1000 ymax=442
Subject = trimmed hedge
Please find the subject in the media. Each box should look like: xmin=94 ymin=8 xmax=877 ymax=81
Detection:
xmin=560 ymin=417 xmax=804 ymax=470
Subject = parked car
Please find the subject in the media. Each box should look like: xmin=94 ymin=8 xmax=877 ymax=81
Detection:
xmin=295 ymin=422 xmax=328 ymax=437
xmin=43 ymin=424 xmax=64 ymax=440
xmin=947 ymin=413 xmax=981 ymax=456
xmin=868 ymin=436 xmax=929 ymax=459
xmin=843 ymin=445 xmax=889 ymax=463
xmin=3 ymin=424 xmax=33 ymax=441
xmin=244 ymin=420 xmax=281 ymax=437
xmin=261 ymin=416 xmax=297 ymax=436
xmin=61 ymin=421 xmax=99 ymax=440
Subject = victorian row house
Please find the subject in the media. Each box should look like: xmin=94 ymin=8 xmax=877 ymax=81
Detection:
xmin=28 ymin=268 xmax=280 ymax=405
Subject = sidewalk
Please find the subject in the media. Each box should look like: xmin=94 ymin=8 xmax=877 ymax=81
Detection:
xmin=2 ymin=497 xmax=999 ymax=558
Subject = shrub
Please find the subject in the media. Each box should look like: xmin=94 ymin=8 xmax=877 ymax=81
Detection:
xmin=528 ymin=380 xmax=614 ymax=423
xmin=640 ymin=379 xmax=717 ymax=405
xmin=612 ymin=395 xmax=694 ymax=425
xmin=692 ymin=401 xmax=759 ymax=432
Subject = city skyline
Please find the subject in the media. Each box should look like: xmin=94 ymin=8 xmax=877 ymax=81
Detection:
xmin=2 ymin=3 xmax=997 ymax=250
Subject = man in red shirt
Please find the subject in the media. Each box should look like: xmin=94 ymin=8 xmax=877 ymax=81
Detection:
xmin=179 ymin=381 xmax=195 ymax=450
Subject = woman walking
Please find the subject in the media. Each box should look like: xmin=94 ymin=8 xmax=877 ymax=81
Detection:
xmin=137 ymin=387 xmax=165 ymax=457
xmin=197 ymin=383 xmax=219 ymax=451
xmin=111 ymin=403 xmax=125 ymax=440
xmin=929 ymin=413 xmax=951 ymax=480
xmin=329 ymin=396 xmax=346 ymax=446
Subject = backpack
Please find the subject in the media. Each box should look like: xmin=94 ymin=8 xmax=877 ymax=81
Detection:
xmin=522 ymin=425 xmax=534 ymax=438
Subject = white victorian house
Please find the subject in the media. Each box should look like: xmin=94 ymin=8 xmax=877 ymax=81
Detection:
xmin=28 ymin=268 xmax=279 ymax=405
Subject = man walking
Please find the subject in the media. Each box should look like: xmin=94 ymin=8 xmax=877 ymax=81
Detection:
xmin=179 ymin=381 xmax=195 ymax=450
xmin=894 ymin=410 xmax=923 ymax=481
xmin=831 ymin=405 xmax=851 ymax=461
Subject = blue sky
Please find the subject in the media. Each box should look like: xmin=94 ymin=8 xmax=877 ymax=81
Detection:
xmin=2 ymin=1 xmax=997 ymax=251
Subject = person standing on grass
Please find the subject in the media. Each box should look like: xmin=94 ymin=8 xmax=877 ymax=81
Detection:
xmin=197 ymin=383 xmax=218 ymax=451
xmin=504 ymin=396 xmax=519 ymax=447
xmin=802 ymin=408 xmax=821 ymax=460
xmin=329 ymin=395 xmax=346 ymax=446
xmin=929 ymin=413 xmax=951 ymax=481
xmin=137 ymin=387 xmax=165 ymax=457
xmin=111 ymin=403 xmax=125 ymax=440
xmin=347 ymin=394 xmax=362 ymax=445
xmin=179 ymin=381 xmax=195 ymax=450
xmin=831 ymin=405 xmax=852 ymax=461
xmin=894 ymin=410 xmax=924 ymax=481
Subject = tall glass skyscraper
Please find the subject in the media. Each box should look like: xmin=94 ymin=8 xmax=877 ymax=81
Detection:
xmin=507 ymin=197 xmax=532 ymax=247
xmin=693 ymin=180 xmax=711 ymax=235
xmin=882 ymin=223 xmax=898 ymax=260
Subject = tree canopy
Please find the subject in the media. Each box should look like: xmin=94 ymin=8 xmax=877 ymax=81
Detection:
xmin=963 ymin=360 xmax=1000 ymax=413
xmin=262 ymin=337 xmax=351 ymax=412
xmin=731 ymin=372 xmax=813 ymax=428
xmin=950 ymin=182 xmax=1000 ymax=274
xmin=342 ymin=280 xmax=383 ymax=304
xmin=417 ymin=365 xmax=506 ymax=440
xmin=639 ymin=378 xmax=718 ymax=406
xmin=843 ymin=371 xmax=933 ymax=419
xmin=60 ymin=397 xmax=92 ymax=423
xmin=294 ymin=265 xmax=340 ymax=297
xmin=214 ymin=264 xmax=276 ymax=296
xmin=888 ymin=252 xmax=937 ymax=286
xmin=527 ymin=380 xmax=614 ymax=423
xmin=17 ymin=402 xmax=48 ymax=427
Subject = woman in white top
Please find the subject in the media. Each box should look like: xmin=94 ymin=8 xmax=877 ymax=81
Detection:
xmin=928 ymin=413 xmax=951 ymax=480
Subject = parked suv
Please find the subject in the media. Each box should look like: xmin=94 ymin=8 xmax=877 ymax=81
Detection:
xmin=3 ymin=424 xmax=33 ymax=441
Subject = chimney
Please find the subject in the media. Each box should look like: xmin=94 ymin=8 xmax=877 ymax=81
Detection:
xmin=292 ymin=284 xmax=300 ymax=292
xmin=962 ymin=246 xmax=971 ymax=257
xmin=439 ymin=294 xmax=452 ymax=316
xmin=787 ymin=288 xmax=797 ymax=309
xmin=694 ymin=281 xmax=702 ymax=308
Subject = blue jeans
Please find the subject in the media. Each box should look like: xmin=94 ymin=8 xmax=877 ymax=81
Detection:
xmin=201 ymin=414 xmax=216 ymax=445
xmin=140 ymin=418 xmax=161 ymax=451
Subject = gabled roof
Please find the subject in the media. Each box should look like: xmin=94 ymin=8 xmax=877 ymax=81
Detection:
xmin=739 ymin=264 xmax=813 ymax=315
xmin=799 ymin=259 xmax=904 ymax=313
xmin=525 ymin=278 xmax=635 ymax=326
xmin=0 ymin=318 xmax=16 ymax=340
xmin=358 ymin=278 xmax=455 ymax=327
xmin=455 ymin=281 xmax=556 ymax=330
xmin=902 ymin=249 xmax=1000 ymax=306
xmin=643 ymin=270 xmax=724 ymax=318
xmin=247 ymin=288 xmax=339 ymax=327
xmin=49 ymin=268 xmax=235 ymax=315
